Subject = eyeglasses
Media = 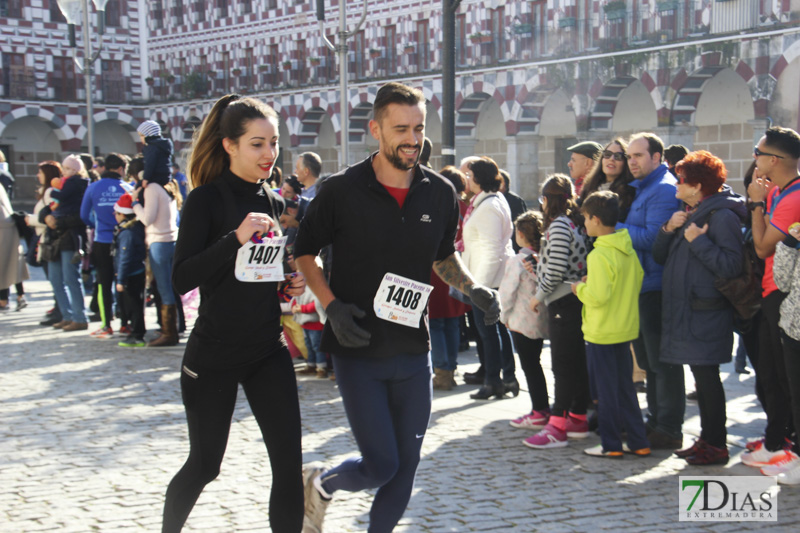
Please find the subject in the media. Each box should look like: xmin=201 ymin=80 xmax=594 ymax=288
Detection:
xmin=754 ymin=146 xmax=784 ymax=159
xmin=602 ymin=150 xmax=626 ymax=162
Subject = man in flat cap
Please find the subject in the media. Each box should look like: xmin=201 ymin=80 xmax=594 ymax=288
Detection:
xmin=567 ymin=141 xmax=602 ymax=195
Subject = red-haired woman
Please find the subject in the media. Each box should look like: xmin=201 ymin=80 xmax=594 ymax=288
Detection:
xmin=653 ymin=150 xmax=746 ymax=465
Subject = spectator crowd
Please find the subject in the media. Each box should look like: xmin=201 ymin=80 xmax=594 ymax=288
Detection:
xmin=1 ymin=115 xmax=800 ymax=495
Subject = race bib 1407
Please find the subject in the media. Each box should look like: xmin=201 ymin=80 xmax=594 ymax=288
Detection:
xmin=234 ymin=236 xmax=287 ymax=282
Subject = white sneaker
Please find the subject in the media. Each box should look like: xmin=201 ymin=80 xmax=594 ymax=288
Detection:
xmin=777 ymin=463 xmax=800 ymax=485
xmin=302 ymin=464 xmax=331 ymax=533
xmin=760 ymin=450 xmax=800 ymax=476
xmin=741 ymin=446 xmax=787 ymax=467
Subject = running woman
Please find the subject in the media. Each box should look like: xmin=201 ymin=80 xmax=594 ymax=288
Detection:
xmin=161 ymin=95 xmax=305 ymax=532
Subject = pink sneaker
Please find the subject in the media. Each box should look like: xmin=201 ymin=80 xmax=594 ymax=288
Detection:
xmin=523 ymin=423 xmax=567 ymax=449
xmin=510 ymin=409 xmax=550 ymax=430
xmin=565 ymin=415 xmax=589 ymax=439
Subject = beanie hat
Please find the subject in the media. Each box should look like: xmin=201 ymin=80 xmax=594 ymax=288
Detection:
xmin=114 ymin=193 xmax=135 ymax=215
xmin=62 ymin=154 xmax=85 ymax=175
xmin=137 ymin=120 xmax=161 ymax=138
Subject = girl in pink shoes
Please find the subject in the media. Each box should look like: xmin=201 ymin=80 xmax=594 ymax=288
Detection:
xmin=499 ymin=211 xmax=550 ymax=431
xmin=525 ymin=174 xmax=591 ymax=449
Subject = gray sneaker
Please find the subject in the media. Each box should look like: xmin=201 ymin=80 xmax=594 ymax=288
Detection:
xmin=302 ymin=463 xmax=330 ymax=533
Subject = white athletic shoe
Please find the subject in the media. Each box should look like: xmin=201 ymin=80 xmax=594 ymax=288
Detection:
xmin=777 ymin=463 xmax=800 ymax=485
xmin=302 ymin=463 xmax=331 ymax=533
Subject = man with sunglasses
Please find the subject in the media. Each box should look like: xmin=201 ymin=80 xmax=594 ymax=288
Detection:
xmin=617 ymin=132 xmax=683 ymax=450
xmin=742 ymin=126 xmax=800 ymax=476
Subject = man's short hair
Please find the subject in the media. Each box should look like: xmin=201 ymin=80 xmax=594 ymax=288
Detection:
xmin=172 ymin=162 xmax=181 ymax=170
xmin=664 ymin=144 xmax=689 ymax=168
xmin=299 ymin=152 xmax=322 ymax=178
xmin=629 ymin=132 xmax=665 ymax=158
xmin=581 ymin=191 xmax=620 ymax=227
xmin=499 ymin=169 xmax=511 ymax=191
xmin=420 ymin=137 xmax=433 ymax=166
xmin=104 ymin=153 xmax=129 ymax=171
xmin=373 ymin=82 xmax=425 ymax=124
xmin=764 ymin=126 xmax=800 ymax=160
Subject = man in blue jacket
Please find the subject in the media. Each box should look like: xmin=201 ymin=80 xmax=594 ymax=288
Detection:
xmin=80 ymin=153 xmax=132 ymax=337
xmin=617 ymin=132 xmax=684 ymax=449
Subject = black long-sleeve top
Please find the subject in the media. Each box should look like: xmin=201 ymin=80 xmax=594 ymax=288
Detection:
xmin=172 ymin=169 xmax=285 ymax=368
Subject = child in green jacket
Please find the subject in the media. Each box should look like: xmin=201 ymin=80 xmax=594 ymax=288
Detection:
xmin=572 ymin=191 xmax=648 ymax=458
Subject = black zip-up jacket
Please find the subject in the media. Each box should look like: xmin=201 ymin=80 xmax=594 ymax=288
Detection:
xmin=295 ymin=155 xmax=459 ymax=358
xmin=172 ymin=169 xmax=285 ymax=368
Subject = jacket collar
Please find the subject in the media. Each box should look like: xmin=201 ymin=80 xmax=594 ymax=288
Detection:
xmin=631 ymin=163 xmax=670 ymax=191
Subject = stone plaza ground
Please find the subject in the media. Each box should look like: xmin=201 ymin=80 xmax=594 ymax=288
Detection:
xmin=1 ymin=272 xmax=799 ymax=532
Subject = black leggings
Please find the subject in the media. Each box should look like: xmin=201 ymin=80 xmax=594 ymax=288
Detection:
xmin=548 ymin=294 xmax=589 ymax=417
xmin=0 ymin=283 xmax=24 ymax=300
xmin=162 ymin=346 xmax=303 ymax=533
xmin=690 ymin=365 xmax=727 ymax=448
xmin=511 ymin=332 xmax=548 ymax=412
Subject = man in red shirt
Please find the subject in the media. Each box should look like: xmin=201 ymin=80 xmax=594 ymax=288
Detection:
xmin=742 ymin=126 xmax=800 ymax=472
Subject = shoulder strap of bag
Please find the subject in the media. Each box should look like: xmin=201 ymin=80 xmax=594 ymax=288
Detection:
xmin=768 ymin=179 xmax=800 ymax=216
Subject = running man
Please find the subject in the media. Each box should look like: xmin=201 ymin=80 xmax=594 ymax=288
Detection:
xmin=294 ymin=82 xmax=500 ymax=533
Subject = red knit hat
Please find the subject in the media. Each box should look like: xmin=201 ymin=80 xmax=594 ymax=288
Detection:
xmin=114 ymin=193 xmax=134 ymax=214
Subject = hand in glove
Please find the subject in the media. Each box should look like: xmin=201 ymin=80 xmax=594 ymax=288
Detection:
xmin=325 ymin=299 xmax=371 ymax=348
xmin=468 ymin=284 xmax=501 ymax=325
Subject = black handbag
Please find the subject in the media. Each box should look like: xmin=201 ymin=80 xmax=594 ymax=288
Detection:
xmin=11 ymin=211 xmax=34 ymax=241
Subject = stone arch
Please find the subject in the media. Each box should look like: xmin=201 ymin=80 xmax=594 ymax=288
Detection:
xmin=348 ymin=101 xmax=374 ymax=145
xmin=297 ymin=96 xmax=336 ymax=146
xmin=93 ymin=119 xmax=139 ymax=155
xmin=769 ymin=52 xmax=800 ymax=131
xmin=298 ymin=106 xmax=328 ymax=146
xmin=609 ymin=79 xmax=658 ymax=134
xmin=686 ymin=67 xmax=756 ymax=184
xmin=509 ymin=75 xmax=558 ymax=135
xmin=671 ymin=65 xmax=753 ymax=126
xmin=181 ymin=116 xmax=203 ymax=142
xmin=0 ymin=106 xmax=70 ymax=144
xmin=589 ymin=76 xmax=638 ymax=130
xmin=455 ymin=81 xmax=507 ymax=138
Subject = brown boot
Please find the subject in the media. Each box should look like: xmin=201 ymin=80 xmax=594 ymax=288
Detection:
xmin=149 ymin=305 xmax=179 ymax=347
xmin=433 ymin=368 xmax=454 ymax=391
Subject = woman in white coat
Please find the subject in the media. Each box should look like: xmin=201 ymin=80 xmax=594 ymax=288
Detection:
xmin=0 ymin=184 xmax=29 ymax=311
xmin=461 ymin=156 xmax=518 ymax=399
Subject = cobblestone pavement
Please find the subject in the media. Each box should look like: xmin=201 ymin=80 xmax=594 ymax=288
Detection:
xmin=2 ymin=273 xmax=799 ymax=532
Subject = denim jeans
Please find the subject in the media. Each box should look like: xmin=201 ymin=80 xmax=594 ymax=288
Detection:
xmin=303 ymin=329 xmax=326 ymax=367
xmin=633 ymin=291 xmax=685 ymax=438
xmin=471 ymin=305 xmax=515 ymax=386
xmin=149 ymin=241 xmax=176 ymax=305
xmin=47 ymin=250 xmax=87 ymax=323
xmin=429 ymin=317 xmax=459 ymax=371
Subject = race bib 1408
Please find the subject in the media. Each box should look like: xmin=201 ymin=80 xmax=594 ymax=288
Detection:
xmin=373 ymin=273 xmax=433 ymax=328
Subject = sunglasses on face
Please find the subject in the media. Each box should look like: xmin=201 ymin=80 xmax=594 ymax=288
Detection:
xmin=754 ymin=146 xmax=784 ymax=159
xmin=602 ymin=150 xmax=626 ymax=161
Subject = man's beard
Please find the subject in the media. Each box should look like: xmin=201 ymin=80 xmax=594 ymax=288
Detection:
xmin=384 ymin=144 xmax=419 ymax=171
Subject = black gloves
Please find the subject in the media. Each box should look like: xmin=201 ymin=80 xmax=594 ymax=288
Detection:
xmin=325 ymin=299 xmax=371 ymax=348
xmin=468 ymin=284 xmax=501 ymax=325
